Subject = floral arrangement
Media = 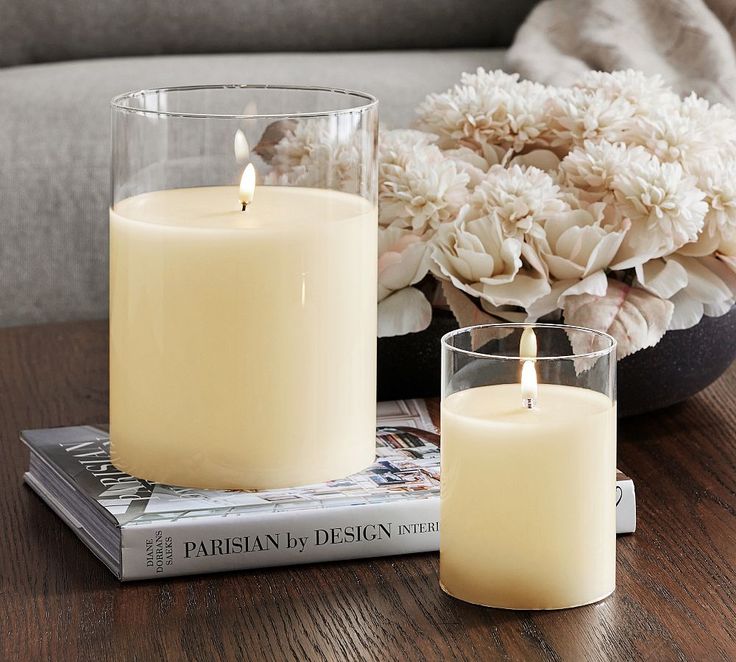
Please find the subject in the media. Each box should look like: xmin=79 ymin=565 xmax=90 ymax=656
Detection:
xmin=260 ymin=69 xmax=736 ymax=358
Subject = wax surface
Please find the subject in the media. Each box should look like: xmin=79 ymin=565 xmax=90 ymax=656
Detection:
xmin=440 ymin=383 xmax=616 ymax=609
xmin=110 ymin=186 xmax=377 ymax=489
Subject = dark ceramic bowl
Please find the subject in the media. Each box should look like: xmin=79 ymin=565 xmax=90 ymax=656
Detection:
xmin=377 ymin=307 xmax=736 ymax=417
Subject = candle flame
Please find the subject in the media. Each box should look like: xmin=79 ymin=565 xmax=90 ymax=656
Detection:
xmin=239 ymin=163 xmax=256 ymax=209
xmin=521 ymin=360 xmax=538 ymax=409
xmin=520 ymin=326 xmax=537 ymax=361
xmin=234 ymin=129 xmax=250 ymax=163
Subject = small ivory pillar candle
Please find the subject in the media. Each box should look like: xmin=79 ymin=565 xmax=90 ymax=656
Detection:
xmin=440 ymin=327 xmax=616 ymax=610
xmin=110 ymin=182 xmax=377 ymax=490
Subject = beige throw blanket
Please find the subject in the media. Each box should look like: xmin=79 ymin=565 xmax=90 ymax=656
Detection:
xmin=507 ymin=0 xmax=736 ymax=104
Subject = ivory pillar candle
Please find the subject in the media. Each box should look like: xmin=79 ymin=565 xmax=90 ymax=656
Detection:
xmin=440 ymin=324 xmax=617 ymax=610
xmin=110 ymin=185 xmax=377 ymax=489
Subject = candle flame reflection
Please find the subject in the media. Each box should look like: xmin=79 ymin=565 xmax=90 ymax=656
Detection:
xmin=520 ymin=326 xmax=537 ymax=361
xmin=234 ymin=129 xmax=250 ymax=163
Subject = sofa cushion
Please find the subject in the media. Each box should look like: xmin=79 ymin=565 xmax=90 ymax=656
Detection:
xmin=0 ymin=49 xmax=505 ymax=326
xmin=0 ymin=0 xmax=537 ymax=68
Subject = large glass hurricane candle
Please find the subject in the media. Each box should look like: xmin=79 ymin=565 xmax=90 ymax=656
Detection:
xmin=440 ymin=324 xmax=617 ymax=610
xmin=110 ymin=85 xmax=378 ymax=489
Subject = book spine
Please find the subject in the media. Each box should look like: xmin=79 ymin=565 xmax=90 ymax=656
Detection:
xmin=120 ymin=498 xmax=439 ymax=580
xmin=616 ymin=478 xmax=636 ymax=534
xmin=120 ymin=478 xmax=636 ymax=580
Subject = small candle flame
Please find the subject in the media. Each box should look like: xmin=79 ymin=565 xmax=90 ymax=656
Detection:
xmin=239 ymin=163 xmax=256 ymax=211
xmin=234 ymin=129 xmax=250 ymax=163
xmin=521 ymin=360 xmax=538 ymax=410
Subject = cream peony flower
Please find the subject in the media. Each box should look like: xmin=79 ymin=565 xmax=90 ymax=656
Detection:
xmin=378 ymin=130 xmax=469 ymax=236
xmin=416 ymin=68 xmax=556 ymax=154
xmin=376 ymin=226 xmax=433 ymax=337
xmin=431 ymin=212 xmax=550 ymax=309
xmin=611 ymin=158 xmax=707 ymax=268
xmin=539 ymin=207 xmax=630 ymax=280
xmin=667 ymin=255 xmax=736 ymax=330
xmin=377 ymin=226 xmax=430 ymax=301
xmin=470 ymin=164 xmax=568 ymax=241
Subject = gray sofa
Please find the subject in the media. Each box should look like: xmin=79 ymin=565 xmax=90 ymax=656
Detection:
xmin=0 ymin=0 xmax=537 ymax=326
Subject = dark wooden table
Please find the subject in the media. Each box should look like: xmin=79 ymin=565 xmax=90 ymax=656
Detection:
xmin=2 ymin=321 xmax=735 ymax=661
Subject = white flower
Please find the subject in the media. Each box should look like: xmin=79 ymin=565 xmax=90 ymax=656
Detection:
xmin=507 ymin=149 xmax=560 ymax=172
xmin=376 ymin=219 xmax=434 ymax=338
xmin=558 ymin=140 xmax=653 ymax=205
xmin=416 ymin=68 xmax=556 ymax=153
xmin=573 ymin=70 xmax=678 ymax=111
xmin=679 ymin=155 xmax=736 ymax=255
xmin=470 ymin=164 xmax=568 ymax=240
xmin=666 ymin=255 xmax=736 ymax=330
xmin=539 ymin=207 xmax=630 ymax=280
xmin=459 ymin=68 xmax=526 ymax=91
xmin=611 ymin=158 xmax=707 ymax=268
xmin=443 ymin=146 xmax=496 ymax=187
xmin=378 ymin=129 xmax=438 ymax=165
xmin=378 ymin=133 xmax=469 ymax=236
xmin=623 ymin=109 xmax=713 ymax=164
xmin=545 ymin=87 xmax=636 ymax=150
xmin=377 ymin=287 xmax=432 ymax=337
xmin=431 ymin=213 xmax=550 ymax=309
xmin=377 ymin=227 xmax=430 ymax=301
xmin=680 ymin=93 xmax=736 ymax=150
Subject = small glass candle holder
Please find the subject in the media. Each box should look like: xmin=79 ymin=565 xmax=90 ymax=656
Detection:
xmin=440 ymin=323 xmax=617 ymax=610
xmin=109 ymin=85 xmax=378 ymax=490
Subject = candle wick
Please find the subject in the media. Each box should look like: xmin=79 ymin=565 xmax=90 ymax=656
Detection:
xmin=241 ymin=202 xmax=248 ymax=212
xmin=522 ymin=396 xmax=536 ymax=410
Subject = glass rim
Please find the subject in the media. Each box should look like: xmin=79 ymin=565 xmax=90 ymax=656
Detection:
xmin=441 ymin=322 xmax=617 ymax=362
xmin=110 ymin=83 xmax=379 ymax=120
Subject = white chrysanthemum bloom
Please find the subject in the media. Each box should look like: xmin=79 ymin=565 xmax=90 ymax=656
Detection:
xmin=680 ymin=93 xmax=736 ymax=148
xmin=611 ymin=158 xmax=707 ymax=268
xmin=470 ymin=164 xmax=569 ymax=240
xmin=538 ymin=206 xmax=630 ymax=280
xmin=573 ymin=69 xmax=678 ymax=111
xmin=458 ymin=67 xmax=524 ymax=91
xmin=264 ymin=120 xmax=360 ymax=190
xmin=379 ymin=132 xmax=470 ymax=236
xmin=679 ymin=155 xmax=736 ymax=255
xmin=416 ymin=68 xmax=556 ymax=153
xmin=378 ymin=129 xmax=438 ymax=165
xmin=377 ymin=226 xmax=430 ymax=302
xmin=546 ymin=87 xmax=636 ymax=151
xmin=431 ymin=213 xmax=550 ymax=309
xmin=623 ymin=109 xmax=714 ymax=164
xmin=558 ymin=140 xmax=652 ymax=204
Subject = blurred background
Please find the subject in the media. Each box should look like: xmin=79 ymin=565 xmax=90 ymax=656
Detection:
xmin=4 ymin=0 xmax=734 ymax=328
xmin=0 ymin=0 xmax=537 ymax=327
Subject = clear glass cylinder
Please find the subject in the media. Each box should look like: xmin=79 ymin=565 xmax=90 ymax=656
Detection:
xmin=109 ymin=85 xmax=378 ymax=489
xmin=440 ymin=323 xmax=617 ymax=609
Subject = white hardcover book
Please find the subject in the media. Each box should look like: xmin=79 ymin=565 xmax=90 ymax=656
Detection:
xmin=21 ymin=399 xmax=636 ymax=581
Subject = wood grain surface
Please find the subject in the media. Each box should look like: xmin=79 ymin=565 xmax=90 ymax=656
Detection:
xmin=1 ymin=321 xmax=735 ymax=661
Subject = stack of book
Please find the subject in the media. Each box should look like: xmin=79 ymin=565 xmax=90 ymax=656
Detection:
xmin=22 ymin=399 xmax=635 ymax=580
